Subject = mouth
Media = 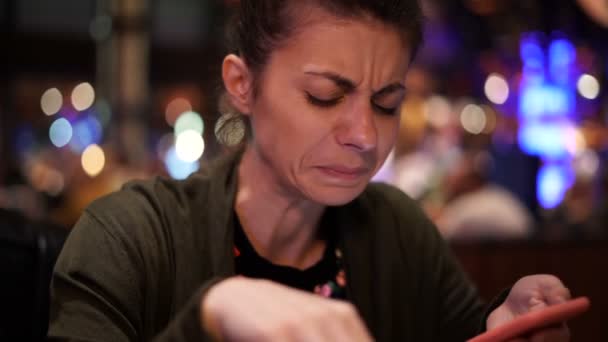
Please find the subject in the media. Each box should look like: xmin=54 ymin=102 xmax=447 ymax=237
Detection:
xmin=316 ymin=165 xmax=371 ymax=182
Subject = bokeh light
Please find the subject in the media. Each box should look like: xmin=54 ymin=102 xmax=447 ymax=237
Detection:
xmin=174 ymin=111 xmax=204 ymax=135
xmin=175 ymin=130 xmax=205 ymax=162
xmin=549 ymin=39 xmax=576 ymax=85
xmin=519 ymin=84 xmax=572 ymax=119
xmin=460 ymin=104 xmax=486 ymax=134
xmin=49 ymin=118 xmax=73 ymax=148
xmin=537 ymin=164 xmax=573 ymax=209
xmin=156 ymin=133 xmax=175 ymax=161
xmin=575 ymin=149 xmax=600 ymax=180
xmin=165 ymin=98 xmax=192 ymax=126
xmin=81 ymin=144 xmax=106 ymax=177
xmin=69 ymin=115 xmax=103 ymax=153
xmin=577 ymin=74 xmax=600 ymax=100
xmin=484 ymin=73 xmax=510 ymax=105
xmin=40 ymin=88 xmax=63 ymax=116
xmin=424 ymin=95 xmax=452 ymax=128
xmin=71 ymin=82 xmax=96 ymax=111
xmin=164 ymin=146 xmax=200 ymax=180
xmin=519 ymin=123 xmax=571 ymax=159
xmin=565 ymin=128 xmax=587 ymax=157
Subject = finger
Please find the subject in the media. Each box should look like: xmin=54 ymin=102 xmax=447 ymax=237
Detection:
xmin=545 ymin=286 xmax=572 ymax=305
xmin=536 ymin=275 xmax=571 ymax=304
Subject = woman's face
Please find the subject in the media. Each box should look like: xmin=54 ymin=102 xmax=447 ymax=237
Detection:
xmin=247 ymin=12 xmax=411 ymax=205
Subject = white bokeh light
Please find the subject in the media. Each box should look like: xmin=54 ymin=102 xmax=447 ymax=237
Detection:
xmin=424 ymin=95 xmax=452 ymax=128
xmin=175 ymin=130 xmax=205 ymax=162
xmin=577 ymin=74 xmax=600 ymax=100
xmin=174 ymin=111 xmax=204 ymax=136
xmin=41 ymin=88 xmax=63 ymax=116
xmin=484 ymin=73 xmax=510 ymax=105
xmin=71 ymin=82 xmax=96 ymax=111
xmin=460 ymin=104 xmax=487 ymax=134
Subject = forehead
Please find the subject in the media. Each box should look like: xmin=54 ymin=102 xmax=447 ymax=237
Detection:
xmin=267 ymin=10 xmax=411 ymax=86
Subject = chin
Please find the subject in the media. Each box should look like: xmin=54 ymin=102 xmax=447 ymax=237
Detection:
xmin=305 ymin=184 xmax=368 ymax=206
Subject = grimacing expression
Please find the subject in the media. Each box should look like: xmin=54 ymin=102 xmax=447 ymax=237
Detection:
xmin=245 ymin=13 xmax=411 ymax=205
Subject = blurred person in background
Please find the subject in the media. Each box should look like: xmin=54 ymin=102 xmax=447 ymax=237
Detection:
xmin=435 ymin=150 xmax=534 ymax=241
xmin=48 ymin=1 xmax=574 ymax=341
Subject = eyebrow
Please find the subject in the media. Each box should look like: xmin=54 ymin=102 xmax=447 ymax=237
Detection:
xmin=304 ymin=70 xmax=405 ymax=96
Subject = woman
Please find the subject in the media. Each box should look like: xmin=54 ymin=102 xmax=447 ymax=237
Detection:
xmin=49 ymin=1 xmax=572 ymax=341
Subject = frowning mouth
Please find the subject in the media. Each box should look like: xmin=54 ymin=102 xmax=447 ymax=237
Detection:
xmin=316 ymin=165 xmax=370 ymax=182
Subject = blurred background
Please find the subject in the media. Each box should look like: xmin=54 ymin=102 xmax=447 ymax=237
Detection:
xmin=0 ymin=0 xmax=607 ymax=340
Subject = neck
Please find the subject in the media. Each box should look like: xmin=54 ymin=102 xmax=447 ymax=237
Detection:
xmin=235 ymin=145 xmax=326 ymax=269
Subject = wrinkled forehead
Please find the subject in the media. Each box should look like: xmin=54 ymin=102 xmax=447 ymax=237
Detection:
xmin=270 ymin=12 xmax=411 ymax=87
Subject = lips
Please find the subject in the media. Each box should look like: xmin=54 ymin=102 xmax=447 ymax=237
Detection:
xmin=316 ymin=165 xmax=370 ymax=182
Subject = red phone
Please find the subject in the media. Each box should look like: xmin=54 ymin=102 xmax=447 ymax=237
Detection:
xmin=467 ymin=297 xmax=590 ymax=342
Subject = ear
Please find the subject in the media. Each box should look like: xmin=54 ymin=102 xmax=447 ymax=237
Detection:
xmin=222 ymin=54 xmax=254 ymax=115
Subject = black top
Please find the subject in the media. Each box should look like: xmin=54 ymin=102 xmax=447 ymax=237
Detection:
xmin=49 ymin=149 xmax=501 ymax=342
xmin=233 ymin=212 xmax=346 ymax=299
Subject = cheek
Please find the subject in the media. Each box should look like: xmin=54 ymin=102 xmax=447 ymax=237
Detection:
xmin=251 ymin=96 xmax=332 ymax=164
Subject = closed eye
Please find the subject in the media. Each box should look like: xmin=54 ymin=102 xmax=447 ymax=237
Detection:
xmin=372 ymin=102 xmax=399 ymax=116
xmin=306 ymin=92 xmax=400 ymax=115
xmin=306 ymin=93 xmax=344 ymax=107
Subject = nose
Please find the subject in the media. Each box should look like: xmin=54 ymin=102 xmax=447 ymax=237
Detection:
xmin=335 ymin=102 xmax=378 ymax=152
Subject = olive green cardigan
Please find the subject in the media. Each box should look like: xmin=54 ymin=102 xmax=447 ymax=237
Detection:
xmin=48 ymin=150 xmax=497 ymax=341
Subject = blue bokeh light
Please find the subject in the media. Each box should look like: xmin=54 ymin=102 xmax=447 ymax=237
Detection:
xmin=520 ymin=36 xmax=544 ymax=68
xmin=49 ymin=118 xmax=73 ymax=148
xmin=518 ymin=33 xmax=579 ymax=209
xmin=519 ymin=84 xmax=573 ymax=119
xmin=549 ymin=39 xmax=576 ymax=85
xmin=69 ymin=115 xmax=103 ymax=153
xmin=164 ymin=146 xmax=200 ymax=180
xmin=518 ymin=122 xmax=570 ymax=159
xmin=537 ymin=164 xmax=574 ymax=209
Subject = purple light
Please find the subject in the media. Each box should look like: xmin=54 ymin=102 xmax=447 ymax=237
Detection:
xmin=68 ymin=114 xmax=103 ymax=153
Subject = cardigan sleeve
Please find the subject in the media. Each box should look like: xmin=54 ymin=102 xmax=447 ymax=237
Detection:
xmin=377 ymin=183 xmax=506 ymax=340
xmin=47 ymin=210 xmax=221 ymax=342
xmin=412 ymin=204 xmax=513 ymax=339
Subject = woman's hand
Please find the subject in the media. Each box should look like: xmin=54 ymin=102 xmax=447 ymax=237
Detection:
xmin=201 ymin=276 xmax=373 ymax=342
xmin=486 ymin=274 xmax=571 ymax=342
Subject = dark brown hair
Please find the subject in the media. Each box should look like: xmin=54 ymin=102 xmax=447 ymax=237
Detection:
xmin=216 ymin=0 xmax=424 ymax=146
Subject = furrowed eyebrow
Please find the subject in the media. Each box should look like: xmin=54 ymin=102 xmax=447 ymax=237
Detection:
xmin=373 ymin=83 xmax=405 ymax=98
xmin=304 ymin=71 xmax=356 ymax=92
xmin=304 ymin=70 xmax=405 ymax=98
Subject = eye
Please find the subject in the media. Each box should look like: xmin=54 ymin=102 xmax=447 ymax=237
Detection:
xmin=372 ymin=102 xmax=399 ymax=116
xmin=306 ymin=92 xmax=344 ymax=108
